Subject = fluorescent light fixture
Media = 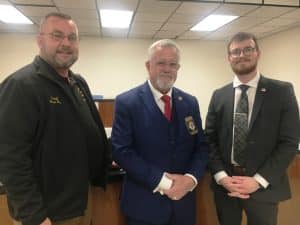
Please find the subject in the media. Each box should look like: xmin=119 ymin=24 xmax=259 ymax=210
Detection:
xmin=0 ymin=5 xmax=33 ymax=24
xmin=100 ymin=9 xmax=133 ymax=28
xmin=191 ymin=15 xmax=238 ymax=31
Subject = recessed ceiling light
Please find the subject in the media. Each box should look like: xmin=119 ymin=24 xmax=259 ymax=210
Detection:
xmin=100 ymin=9 xmax=133 ymax=29
xmin=0 ymin=5 xmax=33 ymax=24
xmin=191 ymin=15 xmax=238 ymax=31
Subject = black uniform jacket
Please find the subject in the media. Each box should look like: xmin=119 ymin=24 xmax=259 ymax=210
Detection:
xmin=0 ymin=56 xmax=110 ymax=225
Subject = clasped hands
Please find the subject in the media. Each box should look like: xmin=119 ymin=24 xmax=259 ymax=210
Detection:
xmin=220 ymin=176 xmax=260 ymax=199
xmin=161 ymin=173 xmax=196 ymax=201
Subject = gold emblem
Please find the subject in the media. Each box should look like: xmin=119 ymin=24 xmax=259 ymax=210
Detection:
xmin=185 ymin=116 xmax=198 ymax=135
xmin=77 ymin=87 xmax=86 ymax=102
xmin=49 ymin=96 xmax=62 ymax=104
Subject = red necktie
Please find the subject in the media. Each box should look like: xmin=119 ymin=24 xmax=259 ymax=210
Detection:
xmin=161 ymin=95 xmax=172 ymax=121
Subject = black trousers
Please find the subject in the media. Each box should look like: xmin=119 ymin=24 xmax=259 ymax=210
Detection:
xmin=214 ymin=188 xmax=278 ymax=225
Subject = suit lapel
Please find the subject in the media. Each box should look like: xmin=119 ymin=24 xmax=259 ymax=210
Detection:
xmin=249 ymin=76 xmax=268 ymax=130
xmin=225 ymin=84 xmax=235 ymax=130
xmin=139 ymin=82 xmax=162 ymax=116
xmin=172 ymin=88 xmax=187 ymax=123
xmin=224 ymin=85 xmax=235 ymax=160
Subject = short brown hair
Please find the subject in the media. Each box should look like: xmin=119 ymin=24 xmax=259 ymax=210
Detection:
xmin=227 ymin=32 xmax=259 ymax=53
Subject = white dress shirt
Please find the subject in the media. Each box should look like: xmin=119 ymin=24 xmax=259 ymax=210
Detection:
xmin=214 ymin=72 xmax=269 ymax=188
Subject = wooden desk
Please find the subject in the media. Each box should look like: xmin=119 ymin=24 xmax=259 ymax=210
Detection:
xmin=1 ymin=156 xmax=299 ymax=225
xmin=91 ymin=154 xmax=300 ymax=225
xmin=0 ymin=195 xmax=13 ymax=225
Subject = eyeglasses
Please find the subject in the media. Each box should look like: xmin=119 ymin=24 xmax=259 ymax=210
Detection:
xmin=229 ymin=46 xmax=256 ymax=57
xmin=40 ymin=31 xmax=78 ymax=43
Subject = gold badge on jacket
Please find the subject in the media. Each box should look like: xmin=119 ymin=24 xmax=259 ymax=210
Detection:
xmin=185 ymin=116 xmax=198 ymax=135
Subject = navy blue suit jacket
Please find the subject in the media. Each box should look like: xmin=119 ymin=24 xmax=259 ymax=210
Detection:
xmin=111 ymin=82 xmax=208 ymax=224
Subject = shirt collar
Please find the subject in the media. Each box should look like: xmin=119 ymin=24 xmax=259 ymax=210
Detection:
xmin=147 ymin=80 xmax=172 ymax=101
xmin=233 ymin=71 xmax=260 ymax=89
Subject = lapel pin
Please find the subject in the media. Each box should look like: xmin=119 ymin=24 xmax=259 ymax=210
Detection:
xmin=178 ymin=96 xmax=183 ymax=101
xmin=260 ymin=88 xmax=266 ymax=92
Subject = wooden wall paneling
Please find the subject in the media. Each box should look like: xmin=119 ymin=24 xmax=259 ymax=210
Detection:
xmin=97 ymin=99 xmax=115 ymax=127
xmin=0 ymin=195 xmax=13 ymax=225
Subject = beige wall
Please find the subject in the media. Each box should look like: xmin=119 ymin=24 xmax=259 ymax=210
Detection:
xmin=0 ymin=26 xmax=299 ymax=118
xmin=260 ymin=26 xmax=300 ymax=104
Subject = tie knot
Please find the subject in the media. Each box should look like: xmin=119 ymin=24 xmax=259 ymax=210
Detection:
xmin=239 ymin=85 xmax=249 ymax=94
xmin=161 ymin=95 xmax=171 ymax=103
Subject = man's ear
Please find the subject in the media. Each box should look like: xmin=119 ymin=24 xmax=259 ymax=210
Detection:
xmin=36 ymin=34 xmax=42 ymax=49
xmin=145 ymin=61 xmax=150 ymax=72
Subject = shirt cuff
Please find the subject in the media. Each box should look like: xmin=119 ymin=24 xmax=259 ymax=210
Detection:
xmin=253 ymin=173 xmax=269 ymax=189
xmin=184 ymin=173 xmax=198 ymax=191
xmin=153 ymin=173 xmax=173 ymax=195
xmin=214 ymin=171 xmax=228 ymax=184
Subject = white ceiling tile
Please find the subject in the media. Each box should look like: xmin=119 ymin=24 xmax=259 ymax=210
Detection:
xmin=154 ymin=30 xmax=181 ymax=39
xmin=54 ymin=0 xmax=95 ymax=9
xmin=129 ymin=29 xmax=156 ymax=37
xmin=253 ymin=26 xmax=293 ymax=39
xmin=204 ymin=31 xmax=232 ymax=41
xmin=128 ymin=33 xmax=153 ymax=39
xmin=225 ymin=16 xmax=271 ymax=29
xmin=211 ymin=25 xmax=242 ymax=36
xmin=59 ymin=8 xmax=98 ymax=19
xmin=161 ymin=23 xmax=191 ymax=32
xmin=28 ymin=16 xmax=43 ymax=25
xmin=176 ymin=2 xmax=220 ymax=15
xmin=213 ymin=4 xmax=259 ymax=16
xmin=0 ymin=0 xmax=299 ymax=41
xmin=264 ymin=0 xmax=299 ymax=6
xmin=262 ymin=18 xmax=299 ymax=26
xmin=97 ymin=0 xmax=139 ymax=11
xmin=77 ymin=26 xmax=100 ymax=35
xmin=168 ymin=13 xmax=205 ymax=24
xmin=178 ymin=30 xmax=209 ymax=39
xmin=226 ymin=0 xmax=262 ymax=3
xmin=137 ymin=0 xmax=180 ymax=13
xmin=134 ymin=12 xmax=170 ymax=22
xmin=138 ymin=0 xmax=181 ymax=8
xmin=130 ymin=22 xmax=161 ymax=31
xmin=10 ymin=0 xmax=53 ymax=4
xmin=280 ymin=8 xmax=300 ymax=19
xmin=15 ymin=6 xmax=57 ymax=17
xmin=247 ymin=6 xmax=294 ymax=18
xmin=247 ymin=24 xmax=280 ymax=33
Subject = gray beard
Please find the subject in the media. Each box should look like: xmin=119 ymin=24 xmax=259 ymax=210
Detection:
xmin=156 ymin=79 xmax=174 ymax=93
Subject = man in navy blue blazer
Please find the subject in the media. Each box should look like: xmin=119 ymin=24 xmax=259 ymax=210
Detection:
xmin=111 ymin=39 xmax=208 ymax=225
